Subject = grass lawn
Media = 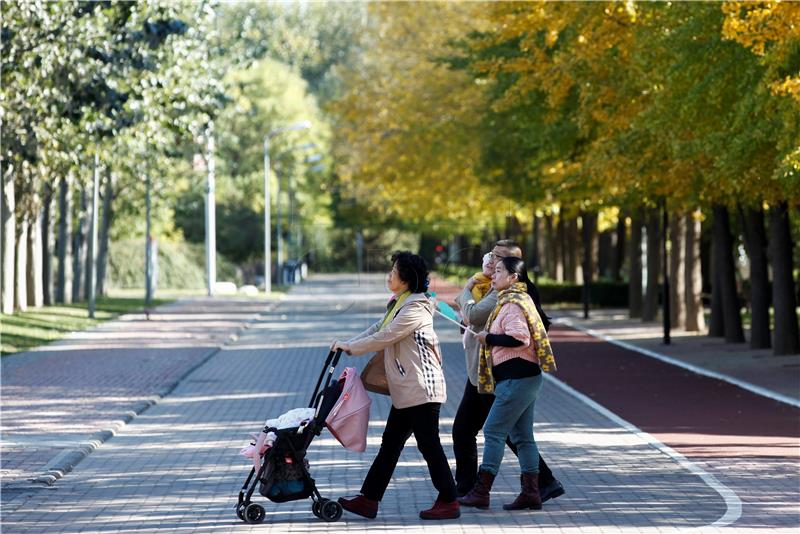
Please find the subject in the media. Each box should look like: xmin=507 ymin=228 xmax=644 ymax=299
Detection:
xmin=0 ymin=295 xmax=172 ymax=356
xmin=0 ymin=286 xmax=288 ymax=357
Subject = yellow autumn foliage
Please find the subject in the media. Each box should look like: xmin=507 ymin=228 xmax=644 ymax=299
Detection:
xmin=330 ymin=1 xmax=508 ymax=237
xmin=722 ymin=0 xmax=800 ymax=101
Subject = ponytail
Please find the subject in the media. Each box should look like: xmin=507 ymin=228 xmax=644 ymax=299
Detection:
xmin=499 ymin=256 xmax=552 ymax=332
xmin=525 ymin=279 xmax=551 ymax=332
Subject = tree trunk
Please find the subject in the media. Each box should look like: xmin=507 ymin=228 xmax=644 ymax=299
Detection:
xmin=72 ymin=185 xmax=87 ymax=302
xmin=711 ymin=205 xmax=745 ymax=343
xmin=26 ymin=208 xmax=44 ymax=308
xmin=1 ymin=170 xmax=15 ymax=314
xmin=566 ymin=217 xmax=580 ymax=283
xmin=709 ymin=240 xmax=725 ymax=337
xmin=669 ymin=212 xmax=686 ymax=329
xmin=739 ymin=205 xmax=771 ymax=349
xmin=556 ymin=216 xmax=566 ymax=282
xmin=543 ymin=213 xmax=555 ymax=278
xmin=769 ymin=202 xmax=800 ymax=355
xmin=56 ymin=175 xmax=72 ymax=303
xmin=685 ymin=210 xmax=706 ymax=332
xmin=15 ymin=215 xmax=29 ymax=311
xmin=42 ymin=183 xmax=53 ymax=305
xmin=643 ymin=206 xmax=661 ymax=322
xmin=505 ymin=214 xmax=524 ymax=249
xmin=581 ymin=211 xmax=597 ymax=318
xmin=613 ymin=211 xmax=626 ymax=281
xmin=629 ymin=207 xmax=643 ymax=318
xmin=531 ymin=211 xmax=541 ymax=277
xmin=598 ymin=230 xmax=612 ymax=280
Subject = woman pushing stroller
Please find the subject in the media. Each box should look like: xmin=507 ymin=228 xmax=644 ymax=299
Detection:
xmin=330 ymin=251 xmax=460 ymax=520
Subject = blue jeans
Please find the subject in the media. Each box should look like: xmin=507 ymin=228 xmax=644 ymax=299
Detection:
xmin=480 ymin=374 xmax=543 ymax=476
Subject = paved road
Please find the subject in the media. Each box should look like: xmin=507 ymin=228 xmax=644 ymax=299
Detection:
xmin=1 ymin=274 xmax=797 ymax=532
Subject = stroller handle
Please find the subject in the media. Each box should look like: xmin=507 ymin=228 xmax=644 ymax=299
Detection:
xmin=308 ymin=348 xmax=343 ymax=408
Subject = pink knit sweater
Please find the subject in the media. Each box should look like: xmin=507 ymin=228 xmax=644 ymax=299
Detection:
xmin=487 ymin=301 xmax=536 ymax=366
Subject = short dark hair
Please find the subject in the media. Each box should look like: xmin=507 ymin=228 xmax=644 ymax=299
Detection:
xmin=495 ymin=239 xmax=523 ymax=258
xmin=391 ymin=251 xmax=430 ymax=293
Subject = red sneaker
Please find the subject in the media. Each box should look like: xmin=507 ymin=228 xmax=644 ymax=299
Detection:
xmin=419 ymin=498 xmax=461 ymax=520
xmin=338 ymin=494 xmax=378 ymax=519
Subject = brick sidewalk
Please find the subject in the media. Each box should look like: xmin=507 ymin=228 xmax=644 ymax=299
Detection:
xmin=1 ymin=298 xmax=271 ymax=505
xmin=2 ymin=274 xmax=783 ymax=532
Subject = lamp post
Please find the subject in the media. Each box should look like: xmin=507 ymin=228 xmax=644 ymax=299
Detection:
xmin=87 ymin=153 xmax=99 ymax=318
xmin=205 ymin=125 xmax=216 ymax=297
xmin=264 ymin=121 xmax=311 ymax=293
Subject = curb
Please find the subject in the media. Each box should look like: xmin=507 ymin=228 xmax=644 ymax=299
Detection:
xmin=27 ymin=300 xmax=279 ymax=487
xmin=30 ymin=400 xmax=156 ymax=485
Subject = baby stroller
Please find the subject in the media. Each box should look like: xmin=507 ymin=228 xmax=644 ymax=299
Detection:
xmin=235 ymin=348 xmax=369 ymax=524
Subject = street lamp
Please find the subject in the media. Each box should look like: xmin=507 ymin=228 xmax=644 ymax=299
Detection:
xmin=264 ymin=121 xmax=311 ymax=294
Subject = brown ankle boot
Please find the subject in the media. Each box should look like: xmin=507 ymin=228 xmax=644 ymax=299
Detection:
xmin=503 ymin=472 xmax=542 ymax=510
xmin=419 ymin=498 xmax=460 ymax=520
xmin=457 ymin=469 xmax=495 ymax=509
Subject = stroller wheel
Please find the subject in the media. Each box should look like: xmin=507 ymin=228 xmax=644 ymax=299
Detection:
xmin=320 ymin=500 xmax=343 ymax=522
xmin=244 ymin=503 xmax=266 ymax=524
xmin=236 ymin=502 xmax=247 ymax=521
xmin=312 ymin=498 xmax=328 ymax=518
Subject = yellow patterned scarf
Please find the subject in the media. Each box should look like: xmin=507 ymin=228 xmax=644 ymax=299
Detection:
xmin=477 ymin=282 xmax=557 ymax=394
xmin=470 ymin=273 xmax=493 ymax=302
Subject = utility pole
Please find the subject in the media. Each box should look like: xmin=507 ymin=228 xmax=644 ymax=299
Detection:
xmin=205 ymin=125 xmax=217 ymax=296
xmin=87 ymin=153 xmax=99 ymax=318
xmin=263 ymin=137 xmax=272 ymax=295
xmin=145 ymin=171 xmax=152 ymax=309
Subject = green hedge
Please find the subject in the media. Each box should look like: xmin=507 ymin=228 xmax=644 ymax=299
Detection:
xmin=537 ymin=281 xmax=629 ymax=307
xmin=435 ymin=264 xmax=628 ymax=307
xmin=107 ymin=239 xmax=240 ymax=289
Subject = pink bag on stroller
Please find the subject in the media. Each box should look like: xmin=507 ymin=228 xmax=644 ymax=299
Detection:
xmin=325 ymin=367 xmax=371 ymax=452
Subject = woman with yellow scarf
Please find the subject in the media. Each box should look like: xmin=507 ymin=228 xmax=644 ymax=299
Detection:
xmin=459 ymin=256 xmax=556 ymax=511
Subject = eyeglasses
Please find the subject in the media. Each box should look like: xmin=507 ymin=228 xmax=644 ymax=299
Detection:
xmin=488 ymin=252 xmax=506 ymax=261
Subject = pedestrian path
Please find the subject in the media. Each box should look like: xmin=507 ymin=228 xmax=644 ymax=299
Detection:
xmin=0 ymin=274 xmax=796 ymax=532
xmin=1 ymin=298 xmax=270 ymax=504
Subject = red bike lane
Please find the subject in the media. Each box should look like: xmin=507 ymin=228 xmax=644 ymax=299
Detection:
xmin=548 ymin=325 xmax=800 ymax=457
xmin=547 ymin=323 xmax=800 ymax=529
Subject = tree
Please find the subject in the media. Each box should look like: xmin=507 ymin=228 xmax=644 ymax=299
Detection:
xmin=330 ymin=1 xmax=506 ymax=240
xmin=1 ymin=0 xmax=232 ymax=306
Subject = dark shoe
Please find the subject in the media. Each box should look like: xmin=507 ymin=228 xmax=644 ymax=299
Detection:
xmin=419 ymin=498 xmax=461 ymax=520
xmin=503 ymin=472 xmax=542 ymax=511
xmin=338 ymin=494 xmax=378 ymax=519
xmin=458 ymin=469 xmax=495 ymax=509
xmin=539 ymin=478 xmax=565 ymax=503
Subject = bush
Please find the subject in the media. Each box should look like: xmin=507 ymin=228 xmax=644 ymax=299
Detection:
xmin=107 ymin=239 xmax=241 ymax=289
xmin=435 ymin=264 xmax=628 ymax=307
xmin=537 ymin=281 xmax=629 ymax=307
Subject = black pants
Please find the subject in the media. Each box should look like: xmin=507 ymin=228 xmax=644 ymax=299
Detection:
xmin=361 ymin=403 xmax=457 ymax=503
xmin=452 ymin=379 xmax=555 ymax=495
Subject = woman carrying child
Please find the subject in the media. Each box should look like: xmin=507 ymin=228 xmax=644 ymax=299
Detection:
xmin=459 ymin=256 xmax=557 ymax=511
